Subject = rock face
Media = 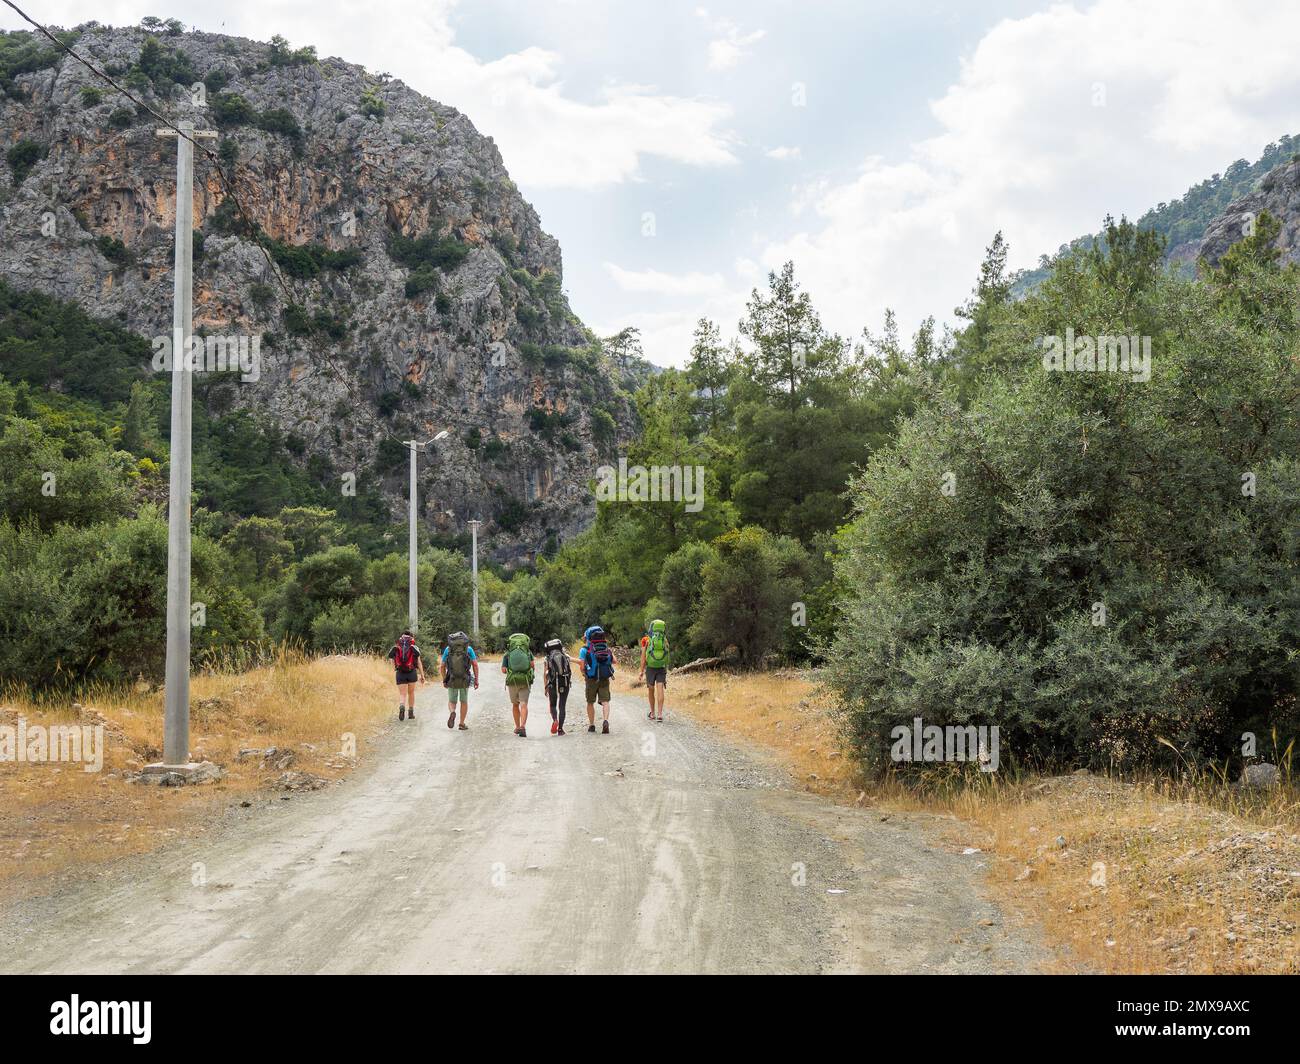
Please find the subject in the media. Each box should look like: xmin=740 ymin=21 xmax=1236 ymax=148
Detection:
xmin=1176 ymin=158 xmax=1300 ymax=268
xmin=1237 ymin=762 xmax=1281 ymax=789
xmin=0 ymin=24 xmax=637 ymax=563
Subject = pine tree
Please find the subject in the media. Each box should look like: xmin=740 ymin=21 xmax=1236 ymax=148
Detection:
xmin=685 ymin=317 xmax=730 ymax=435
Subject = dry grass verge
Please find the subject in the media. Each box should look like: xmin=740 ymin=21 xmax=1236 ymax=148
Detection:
xmin=619 ymin=667 xmax=860 ymax=799
xmin=665 ymin=666 xmax=1300 ymax=974
xmin=0 ymin=652 xmax=394 ymax=901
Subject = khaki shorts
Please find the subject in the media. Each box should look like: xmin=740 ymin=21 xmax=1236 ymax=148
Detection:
xmin=507 ymin=683 xmax=530 ymax=704
xmin=584 ymin=676 xmax=611 ymax=703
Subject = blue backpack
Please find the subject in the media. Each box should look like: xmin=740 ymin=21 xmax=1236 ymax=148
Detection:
xmin=584 ymin=625 xmax=615 ymax=679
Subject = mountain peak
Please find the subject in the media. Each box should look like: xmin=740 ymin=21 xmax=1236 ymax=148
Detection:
xmin=0 ymin=22 xmax=635 ymax=562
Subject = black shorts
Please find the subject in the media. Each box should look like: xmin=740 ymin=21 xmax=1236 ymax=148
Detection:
xmin=645 ymin=666 xmax=668 ymax=686
xmin=395 ymin=669 xmax=419 ymax=685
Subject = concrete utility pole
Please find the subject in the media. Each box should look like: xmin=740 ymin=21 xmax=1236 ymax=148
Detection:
xmin=467 ymin=519 xmax=482 ymax=637
xmin=155 ymin=120 xmax=215 ymax=770
xmin=405 ymin=430 xmax=450 ymax=634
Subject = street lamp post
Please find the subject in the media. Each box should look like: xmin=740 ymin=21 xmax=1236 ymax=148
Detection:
xmin=467 ymin=519 xmax=481 ymax=638
xmin=405 ymin=429 xmax=449 ymax=634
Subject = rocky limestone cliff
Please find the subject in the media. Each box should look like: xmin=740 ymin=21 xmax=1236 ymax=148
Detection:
xmin=1191 ymin=157 xmax=1300 ymax=267
xmin=0 ymin=23 xmax=637 ymax=563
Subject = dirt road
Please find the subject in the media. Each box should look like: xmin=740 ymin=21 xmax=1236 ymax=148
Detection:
xmin=0 ymin=688 xmax=1049 ymax=974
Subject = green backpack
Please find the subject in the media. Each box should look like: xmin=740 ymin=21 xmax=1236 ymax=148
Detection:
xmin=505 ymin=633 xmax=534 ymax=686
xmin=645 ymin=619 xmax=669 ymax=669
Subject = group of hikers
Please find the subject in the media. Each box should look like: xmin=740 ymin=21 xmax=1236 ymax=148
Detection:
xmin=386 ymin=620 xmax=672 ymax=738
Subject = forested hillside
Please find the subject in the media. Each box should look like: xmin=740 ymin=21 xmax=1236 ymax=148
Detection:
xmin=1010 ymin=134 xmax=1300 ymax=295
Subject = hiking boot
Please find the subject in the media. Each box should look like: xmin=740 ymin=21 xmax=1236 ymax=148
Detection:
xmin=399 ymin=704 xmax=405 ymax=721
xmin=551 ymin=720 xmax=558 ymax=735
xmin=518 ymin=727 xmax=526 ymax=738
xmin=557 ymin=727 xmax=565 ymax=736
xmin=587 ymin=724 xmax=596 ymax=733
xmin=408 ymin=707 xmax=416 ymax=720
xmin=601 ymin=720 xmax=610 ymax=734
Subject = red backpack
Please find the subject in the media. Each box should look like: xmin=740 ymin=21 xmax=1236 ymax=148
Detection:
xmin=394 ymin=636 xmax=418 ymax=671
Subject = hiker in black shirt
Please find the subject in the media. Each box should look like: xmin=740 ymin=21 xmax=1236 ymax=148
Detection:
xmin=542 ymin=637 xmax=573 ymax=735
xmin=387 ymin=629 xmax=425 ymax=721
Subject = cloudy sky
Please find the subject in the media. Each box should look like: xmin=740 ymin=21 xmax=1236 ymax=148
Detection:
xmin=7 ymin=0 xmax=1300 ymax=364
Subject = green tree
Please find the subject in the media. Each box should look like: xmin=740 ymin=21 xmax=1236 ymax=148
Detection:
xmin=828 ymin=217 xmax=1300 ymax=773
xmin=312 ymin=592 xmax=405 ymax=652
xmin=277 ymin=505 xmax=342 ymax=557
xmin=263 ymin=545 xmax=368 ymax=642
xmin=654 ymin=539 xmax=717 ymax=661
xmin=728 ymin=262 xmax=874 ymax=541
xmin=505 ymin=572 xmax=568 ymax=648
xmin=0 ymin=417 xmax=133 ymax=529
xmin=120 ymin=380 xmax=157 ymax=456
xmin=221 ymin=515 xmax=294 ymax=588
xmin=0 ymin=509 xmax=262 ymax=688
xmin=685 ymin=317 xmax=733 ymax=436
xmin=689 ymin=526 xmax=809 ymax=666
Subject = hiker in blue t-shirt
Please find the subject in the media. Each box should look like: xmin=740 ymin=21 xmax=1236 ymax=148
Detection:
xmin=579 ymin=625 xmax=616 ymax=734
xmin=439 ymin=632 xmax=479 ymax=730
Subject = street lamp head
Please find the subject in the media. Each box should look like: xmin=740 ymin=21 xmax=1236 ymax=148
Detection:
xmin=433 ymin=429 xmax=450 ymax=441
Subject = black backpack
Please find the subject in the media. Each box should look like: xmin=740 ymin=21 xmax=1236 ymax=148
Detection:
xmin=543 ymin=638 xmax=571 ymax=692
xmin=445 ymin=631 xmax=471 ymax=686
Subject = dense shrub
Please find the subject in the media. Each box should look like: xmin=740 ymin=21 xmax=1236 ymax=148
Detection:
xmin=827 ymin=219 xmax=1300 ymax=773
xmin=5 ymin=138 xmax=43 ymax=184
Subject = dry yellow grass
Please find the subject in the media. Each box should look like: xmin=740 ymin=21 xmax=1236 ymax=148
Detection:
xmin=941 ymin=774 xmax=1300 ymax=974
xmin=620 ymin=667 xmax=861 ymax=799
xmin=0 ymin=651 xmax=395 ymax=900
xmin=666 ymin=667 xmax=1300 ymax=974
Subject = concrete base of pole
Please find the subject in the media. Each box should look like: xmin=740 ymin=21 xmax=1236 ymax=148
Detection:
xmin=138 ymin=761 xmax=224 ymax=785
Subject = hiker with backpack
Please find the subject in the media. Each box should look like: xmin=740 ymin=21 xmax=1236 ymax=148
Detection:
xmin=387 ymin=629 xmax=426 ymax=721
xmin=440 ymin=631 xmax=479 ymax=730
xmin=542 ymin=637 xmax=573 ymax=735
xmin=579 ymin=624 xmax=616 ymax=734
xmin=501 ymin=632 xmax=535 ymax=737
xmin=639 ymin=618 xmax=670 ymax=722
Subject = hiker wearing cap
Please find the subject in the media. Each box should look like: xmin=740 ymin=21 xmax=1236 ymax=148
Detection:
xmin=387 ymin=629 xmax=426 ymax=721
xmin=501 ymin=632 xmax=535 ymax=737
xmin=440 ymin=631 xmax=479 ymax=730
xmin=639 ymin=618 xmax=670 ymax=722
xmin=579 ymin=624 xmax=615 ymax=734
xmin=542 ymin=637 xmax=574 ymax=735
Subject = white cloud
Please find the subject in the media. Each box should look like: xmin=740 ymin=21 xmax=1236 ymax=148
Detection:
xmin=590 ymin=298 xmax=743 ymax=368
xmin=702 ymin=17 xmax=765 ymax=71
xmin=765 ymin=146 xmax=802 ymax=161
xmin=604 ymin=263 xmax=727 ymax=297
xmin=594 ymin=260 xmax=766 ymax=366
xmin=759 ymin=0 xmax=1300 ymax=341
xmin=5 ymin=0 xmax=739 ymax=189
